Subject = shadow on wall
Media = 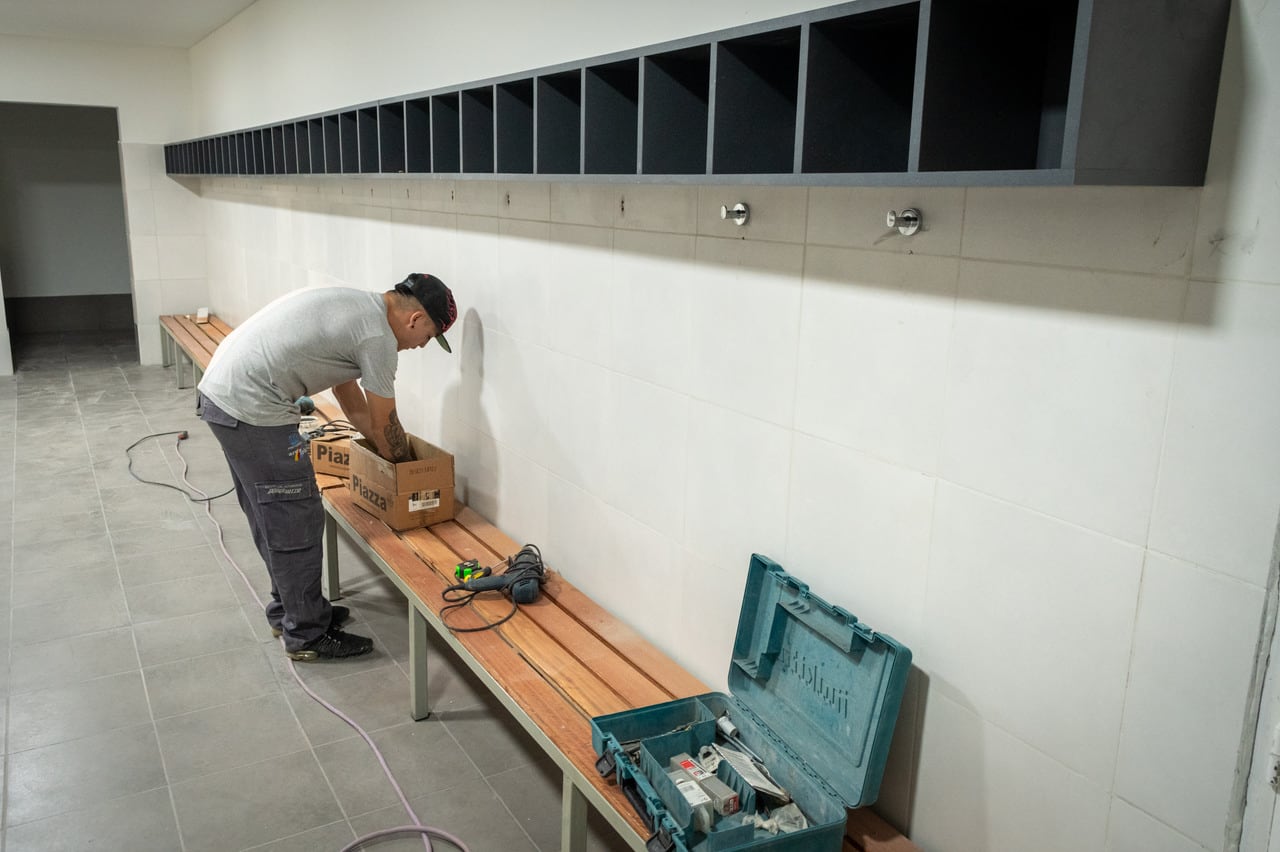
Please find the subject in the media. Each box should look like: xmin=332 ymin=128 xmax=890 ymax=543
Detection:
xmin=194 ymin=172 xmax=1227 ymax=327
xmin=874 ymin=667 xmax=931 ymax=837
xmin=441 ymin=308 xmax=491 ymax=516
xmin=1195 ymin=11 xmax=1253 ymax=287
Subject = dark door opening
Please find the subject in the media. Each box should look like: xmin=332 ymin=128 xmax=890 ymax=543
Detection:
xmin=0 ymin=102 xmax=135 ymax=342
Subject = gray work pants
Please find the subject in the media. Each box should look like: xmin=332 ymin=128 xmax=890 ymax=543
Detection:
xmin=199 ymin=394 xmax=333 ymax=651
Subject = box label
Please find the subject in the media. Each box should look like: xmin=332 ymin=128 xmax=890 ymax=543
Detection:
xmin=408 ymin=490 xmax=441 ymax=512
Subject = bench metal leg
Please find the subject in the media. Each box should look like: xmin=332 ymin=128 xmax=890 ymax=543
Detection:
xmin=561 ymin=776 xmax=588 ymax=852
xmin=323 ymin=510 xmax=341 ymax=600
xmin=160 ymin=329 xmax=173 ymax=367
xmin=409 ymin=602 xmax=430 ymax=721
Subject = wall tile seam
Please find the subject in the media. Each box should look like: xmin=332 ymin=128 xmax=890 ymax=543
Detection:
xmin=185 ymin=187 xmax=1219 ymax=285
xmin=926 ymin=675 xmax=1125 ymax=794
xmin=540 ymin=464 xmax=687 ymax=551
xmin=1107 ymin=793 xmax=1215 ymax=851
xmin=951 ymin=254 xmax=1197 ymax=284
xmin=479 ymin=326 xmax=797 ymax=432
xmin=933 ymin=476 xmax=1146 ymax=553
xmin=1185 ymin=271 xmax=1280 ymax=289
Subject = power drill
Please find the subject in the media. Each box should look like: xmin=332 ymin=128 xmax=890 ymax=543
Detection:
xmin=450 ymin=547 xmax=546 ymax=604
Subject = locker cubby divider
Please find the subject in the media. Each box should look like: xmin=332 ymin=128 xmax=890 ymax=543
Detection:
xmin=323 ymin=114 xmax=341 ymax=173
xmin=406 ymin=98 xmax=431 ymax=173
xmin=358 ymin=107 xmax=380 ymax=173
xmin=461 ymin=86 xmax=495 ymax=174
xmin=537 ymin=70 xmax=582 ymax=175
xmin=496 ymin=79 xmax=534 ymax=174
xmin=432 ymin=93 xmax=461 ymax=174
xmin=802 ymin=4 xmax=919 ymax=174
xmin=379 ymin=102 xmax=406 ymax=174
xmin=164 ymin=0 xmax=1229 ymax=187
xmin=712 ymin=27 xmax=801 ymax=175
xmin=585 ymin=59 xmax=639 ymax=175
xmin=641 ymin=46 xmax=710 ymax=175
xmin=339 ymin=110 xmax=359 ymax=173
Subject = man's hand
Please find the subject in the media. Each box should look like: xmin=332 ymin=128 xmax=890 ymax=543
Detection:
xmin=330 ymin=382 xmax=411 ymax=461
xmin=365 ymin=391 xmax=413 ymax=462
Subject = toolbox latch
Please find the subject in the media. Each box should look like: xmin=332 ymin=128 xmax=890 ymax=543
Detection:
xmin=644 ymin=825 xmax=675 ymax=852
xmin=645 ymin=818 xmax=686 ymax=849
xmin=595 ymin=750 xmax=616 ymax=778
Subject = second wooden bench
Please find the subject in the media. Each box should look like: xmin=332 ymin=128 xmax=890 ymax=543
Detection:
xmin=159 ymin=312 xmax=233 ymax=388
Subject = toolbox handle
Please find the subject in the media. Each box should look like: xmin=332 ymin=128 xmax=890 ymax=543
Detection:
xmin=778 ymin=577 xmax=875 ymax=649
xmin=619 ymin=773 xmax=655 ymax=831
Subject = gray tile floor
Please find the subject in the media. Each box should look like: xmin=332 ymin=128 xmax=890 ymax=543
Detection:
xmin=0 ymin=332 xmax=629 ymax=852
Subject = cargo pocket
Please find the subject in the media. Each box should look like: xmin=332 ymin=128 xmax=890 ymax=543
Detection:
xmin=255 ymin=478 xmax=322 ymax=552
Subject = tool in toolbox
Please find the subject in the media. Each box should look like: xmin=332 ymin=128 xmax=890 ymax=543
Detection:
xmin=590 ymin=553 xmax=912 ymax=852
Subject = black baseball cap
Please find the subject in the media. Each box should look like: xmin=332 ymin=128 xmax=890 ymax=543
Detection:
xmin=394 ymin=273 xmax=456 ymax=353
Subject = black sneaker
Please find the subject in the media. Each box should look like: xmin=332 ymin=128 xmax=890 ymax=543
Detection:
xmin=286 ymin=627 xmax=374 ymax=662
xmin=272 ymin=605 xmax=350 ymax=639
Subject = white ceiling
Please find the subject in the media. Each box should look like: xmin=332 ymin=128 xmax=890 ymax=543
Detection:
xmin=0 ymin=0 xmax=258 ymax=48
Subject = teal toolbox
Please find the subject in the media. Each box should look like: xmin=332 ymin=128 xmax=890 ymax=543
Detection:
xmin=591 ymin=554 xmax=912 ymax=852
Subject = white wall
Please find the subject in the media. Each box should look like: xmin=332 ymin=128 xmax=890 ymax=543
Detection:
xmin=0 ymin=265 xmax=12 ymax=376
xmin=0 ymin=34 xmax=191 ymax=143
xmin=189 ymin=0 xmax=821 ymax=134
xmin=0 ymin=34 xmax=204 ymax=360
xmin=187 ymin=1 xmax=1280 ymax=850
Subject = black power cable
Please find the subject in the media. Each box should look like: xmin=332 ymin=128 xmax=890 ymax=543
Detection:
xmin=125 ymin=430 xmax=235 ymax=503
xmin=440 ymin=544 xmax=547 ymax=633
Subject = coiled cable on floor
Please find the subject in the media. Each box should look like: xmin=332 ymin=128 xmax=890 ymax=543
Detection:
xmin=126 ymin=431 xmax=234 ymax=501
xmin=157 ymin=432 xmax=470 ymax=852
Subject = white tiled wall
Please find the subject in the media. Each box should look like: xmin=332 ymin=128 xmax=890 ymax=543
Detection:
xmin=189 ymin=172 xmax=1280 ymax=851
xmin=119 ymin=142 xmax=208 ymax=363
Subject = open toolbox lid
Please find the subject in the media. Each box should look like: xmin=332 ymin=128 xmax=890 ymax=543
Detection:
xmin=728 ymin=554 xmax=912 ymax=809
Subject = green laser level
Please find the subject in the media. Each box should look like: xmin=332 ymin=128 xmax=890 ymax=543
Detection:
xmin=454 ymin=559 xmax=481 ymax=581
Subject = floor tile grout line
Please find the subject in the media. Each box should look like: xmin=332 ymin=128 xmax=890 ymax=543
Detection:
xmin=4 ymin=335 xmax=598 ymax=851
xmin=4 ymin=335 xmax=76 ymax=849
xmin=111 ymin=350 xmax=192 ymax=852
xmin=1 ymin=350 xmax=24 ymax=852
xmin=167 ymin=380 xmax=367 ymax=847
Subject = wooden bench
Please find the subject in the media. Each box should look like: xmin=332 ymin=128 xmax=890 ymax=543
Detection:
xmin=159 ymin=313 xmax=233 ymax=388
xmin=320 ymin=489 xmax=920 ymax=852
xmin=170 ymin=308 xmax=920 ymax=852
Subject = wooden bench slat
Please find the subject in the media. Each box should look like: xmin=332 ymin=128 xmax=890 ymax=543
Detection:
xmin=323 ymin=489 xmax=652 ymax=839
xmin=543 ymin=583 xmax=711 ymax=701
xmin=846 ymin=809 xmax=921 ymax=851
xmin=168 ymin=315 xmax=218 ymax=363
xmin=174 ymin=315 xmax=221 ymax=362
xmin=427 ymin=522 xmax=678 ymax=708
xmin=160 ymin=309 xmax=921 ymax=849
xmin=453 ymin=507 xmax=711 ymax=702
xmin=396 ymin=525 xmax=637 ymax=718
xmin=207 ymin=314 xmax=235 ymax=337
xmin=160 ymin=316 xmax=216 ymax=370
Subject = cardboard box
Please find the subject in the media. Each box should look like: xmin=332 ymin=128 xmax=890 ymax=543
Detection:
xmin=348 ymin=434 xmax=456 ymax=531
xmin=310 ymin=431 xmax=358 ymax=477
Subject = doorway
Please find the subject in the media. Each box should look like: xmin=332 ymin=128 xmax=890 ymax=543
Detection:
xmin=0 ymin=102 xmax=134 ymax=368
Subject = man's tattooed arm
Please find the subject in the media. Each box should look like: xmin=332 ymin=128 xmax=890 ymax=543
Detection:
xmin=383 ymin=408 xmax=413 ymax=462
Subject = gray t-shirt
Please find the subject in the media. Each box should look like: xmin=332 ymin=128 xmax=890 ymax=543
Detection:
xmin=198 ymin=287 xmax=397 ymax=426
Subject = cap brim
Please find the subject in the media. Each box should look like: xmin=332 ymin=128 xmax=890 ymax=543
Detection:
xmin=435 ymin=333 xmax=452 ymax=353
